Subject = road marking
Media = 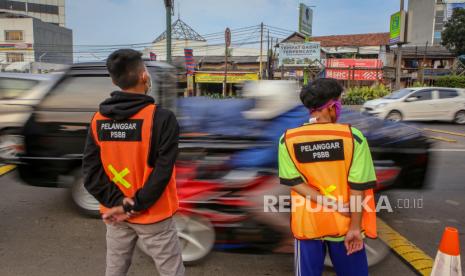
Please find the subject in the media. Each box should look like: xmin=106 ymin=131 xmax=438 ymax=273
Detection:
xmin=423 ymin=128 xmax=465 ymax=138
xmin=0 ymin=165 xmax=16 ymax=176
xmin=429 ymin=148 xmax=465 ymax=152
xmin=378 ymin=219 xmax=433 ymax=276
xmin=445 ymin=200 xmax=460 ymax=206
xmin=408 ymin=218 xmax=440 ymax=224
xmin=426 ymin=136 xmax=457 ymax=143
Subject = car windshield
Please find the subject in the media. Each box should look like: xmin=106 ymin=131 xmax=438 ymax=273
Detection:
xmin=0 ymin=78 xmax=39 ymax=100
xmin=384 ymin=89 xmax=414 ymax=99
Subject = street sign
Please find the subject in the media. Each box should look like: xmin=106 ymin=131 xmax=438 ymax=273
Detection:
xmin=225 ymin=28 xmax=231 ymax=48
xmin=15 ymin=43 xmax=29 ymax=49
xmin=389 ymin=10 xmax=407 ymax=45
xmin=279 ymin=42 xmax=320 ymax=67
xmin=299 ymin=3 xmax=313 ymax=37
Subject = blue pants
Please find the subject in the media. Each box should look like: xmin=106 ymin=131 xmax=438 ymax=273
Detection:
xmin=294 ymin=239 xmax=368 ymax=276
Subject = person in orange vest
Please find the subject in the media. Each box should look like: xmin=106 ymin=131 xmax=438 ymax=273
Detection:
xmin=82 ymin=49 xmax=184 ymax=276
xmin=278 ymin=78 xmax=377 ymax=276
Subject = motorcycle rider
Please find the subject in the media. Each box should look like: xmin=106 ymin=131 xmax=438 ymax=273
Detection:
xmin=230 ymin=81 xmax=309 ymax=252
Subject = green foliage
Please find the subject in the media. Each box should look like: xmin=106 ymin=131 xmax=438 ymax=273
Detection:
xmin=434 ymin=75 xmax=465 ymax=88
xmin=412 ymin=81 xmax=428 ymax=87
xmin=441 ymin=8 xmax=465 ymax=56
xmin=342 ymin=84 xmax=390 ymax=105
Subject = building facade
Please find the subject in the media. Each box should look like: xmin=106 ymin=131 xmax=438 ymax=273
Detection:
xmin=408 ymin=0 xmax=465 ymax=46
xmin=145 ymin=19 xmax=265 ymax=96
xmin=0 ymin=12 xmax=72 ymax=67
xmin=0 ymin=0 xmax=65 ymax=27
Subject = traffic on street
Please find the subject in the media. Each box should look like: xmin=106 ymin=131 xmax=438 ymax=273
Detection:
xmin=0 ymin=124 xmax=464 ymax=275
xmin=1 ymin=0 xmax=465 ymax=276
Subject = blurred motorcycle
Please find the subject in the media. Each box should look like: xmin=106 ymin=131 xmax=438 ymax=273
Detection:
xmin=138 ymin=160 xmax=397 ymax=267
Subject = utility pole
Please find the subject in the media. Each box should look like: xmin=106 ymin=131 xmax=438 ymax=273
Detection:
xmin=259 ymin=22 xmax=264 ymax=79
xmin=419 ymin=40 xmax=428 ymax=84
xmin=223 ymin=28 xmax=231 ymax=97
xmin=395 ymin=0 xmax=404 ymax=90
xmin=266 ymin=29 xmax=270 ymax=79
xmin=164 ymin=0 xmax=173 ymax=64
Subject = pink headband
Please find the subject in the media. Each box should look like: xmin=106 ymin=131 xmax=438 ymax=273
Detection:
xmin=309 ymin=99 xmax=337 ymax=114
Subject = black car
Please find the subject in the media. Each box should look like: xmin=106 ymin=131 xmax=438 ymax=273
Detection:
xmin=11 ymin=62 xmax=432 ymax=215
xmin=10 ymin=62 xmax=175 ymax=210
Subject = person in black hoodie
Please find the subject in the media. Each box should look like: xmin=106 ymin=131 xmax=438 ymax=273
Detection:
xmin=82 ymin=49 xmax=184 ymax=276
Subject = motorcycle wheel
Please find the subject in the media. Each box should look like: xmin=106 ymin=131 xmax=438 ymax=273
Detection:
xmin=138 ymin=213 xmax=215 ymax=265
xmin=324 ymin=238 xmax=389 ymax=267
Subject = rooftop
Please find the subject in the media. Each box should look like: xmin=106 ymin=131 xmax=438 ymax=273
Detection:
xmin=395 ymin=45 xmax=454 ymax=58
xmin=281 ymin=32 xmax=390 ymax=47
xmin=153 ymin=19 xmax=206 ymax=43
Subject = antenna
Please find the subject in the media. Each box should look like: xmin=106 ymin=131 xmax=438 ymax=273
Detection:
xmin=177 ymin=0 xmax=180 ymax=19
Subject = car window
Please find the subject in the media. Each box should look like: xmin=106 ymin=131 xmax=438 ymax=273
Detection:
xmin=409 ymin=90 xmax=432 ymax=101
xmin=40 ymin=76 xmax=118 ymax=109
xmin=438 ymin=89 xmax=458 ymax=99
xmin=384 ymin=88 xmax=414 ymax=99
xmin=0 ymin=78 xmax=39 ymax=100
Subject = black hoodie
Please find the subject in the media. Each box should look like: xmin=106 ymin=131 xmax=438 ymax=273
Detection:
xmin=82 ymin=91 xmax=179 ymax=211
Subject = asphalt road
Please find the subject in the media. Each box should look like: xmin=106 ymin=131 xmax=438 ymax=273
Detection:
xmin=0 ymin=122 xmax=464 ymax=276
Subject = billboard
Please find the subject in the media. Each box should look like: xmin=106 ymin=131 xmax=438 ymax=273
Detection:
xmin=446 ymin=2 xmax=465 ymax=19
xmin=389 ymin=10 xmax=407 ymax=44
xmin=0 ymin=43 xmax=33 ymax=51
xmin=299 ymin=3 xmax=313 ymax=37
xmin=195 ymin=72 xmax=258 ymax=84
xmin=326 ymin=59 xmax=383 ymax=81
xmin=279 ymin=42 xmax=321 ymax=67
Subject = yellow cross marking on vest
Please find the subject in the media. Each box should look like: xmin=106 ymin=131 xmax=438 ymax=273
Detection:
xmin=108 ymin=165 xmax=131 ymax=189
xmin=322 ymin=185 xmax=337 ymax=199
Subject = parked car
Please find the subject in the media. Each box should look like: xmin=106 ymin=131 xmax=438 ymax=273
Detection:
xmin=0 ymin=72 xmax=61 ymax=160
xmin=362 ymin=87 xmax=465 ymax=124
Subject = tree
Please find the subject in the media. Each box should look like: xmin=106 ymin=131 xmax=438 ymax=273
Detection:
xmin=442 ymin=8 xmax=465 ymax=56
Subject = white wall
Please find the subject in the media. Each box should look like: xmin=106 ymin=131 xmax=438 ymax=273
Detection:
xmin=144 ymin=39 xmax=262 ymax=61
xmin=407 ymin=0 xmax=436 ymax=46
xmin=0 ymin=18 xmax=35 ymax=64
xmin=0 ymin=17 xmax=72 ymax=65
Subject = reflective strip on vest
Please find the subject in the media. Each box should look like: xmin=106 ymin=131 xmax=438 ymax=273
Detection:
xmin=108 ymin=165 xmax=131 ymax=189
xmin=91 ymin=104 xmax=179 ymax=224
xmin=284 ymin=123 xmax=377 ymax=240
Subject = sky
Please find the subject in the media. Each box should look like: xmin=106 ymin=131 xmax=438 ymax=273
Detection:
xmin=66 ymin=0 xmax=402 ymax=47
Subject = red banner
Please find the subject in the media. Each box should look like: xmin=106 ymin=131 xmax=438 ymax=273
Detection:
xmin=184 ymin=48 xmax=195 ymax=76
xmin=326 ymin=59 xmax=383 ymax=81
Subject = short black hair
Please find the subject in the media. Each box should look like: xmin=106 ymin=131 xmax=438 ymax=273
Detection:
xmin=300 ymin=78 xmax=344 ymax=109
xmin=106 ymin=49 xmax=145 ymax=90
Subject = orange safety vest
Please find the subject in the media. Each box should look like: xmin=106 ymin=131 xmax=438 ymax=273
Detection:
xmin=284 ymin=123 xmax=377 ymax=240
xmin=91 ymin=104 xmax=178 ymax=224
